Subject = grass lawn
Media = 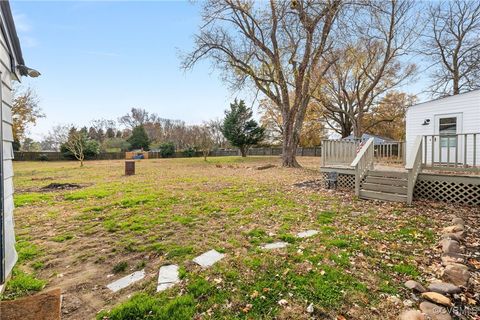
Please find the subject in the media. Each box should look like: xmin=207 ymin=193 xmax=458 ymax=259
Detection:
xmin=3 ymin=157 xmax=475 ymax=319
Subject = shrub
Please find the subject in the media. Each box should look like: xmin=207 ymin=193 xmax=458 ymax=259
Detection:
xmin=183 ymin=147 xmax=196 ymax=157
xmin=38 ymin=154 xmax=49 ymax=161
xmin=112 ymin=261 xmax=128 ymax=274
xmin=159 ymin=142 xmax=175 ymax=158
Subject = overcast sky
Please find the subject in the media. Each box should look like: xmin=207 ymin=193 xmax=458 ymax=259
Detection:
xmin=11 ymin=1 xmax=429 ymax=140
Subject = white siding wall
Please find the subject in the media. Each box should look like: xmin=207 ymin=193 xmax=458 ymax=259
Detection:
xmin=406 ymin=90 xmax=480 ymax=165
xmin=0 ymin=19 xmax=17 ymax=284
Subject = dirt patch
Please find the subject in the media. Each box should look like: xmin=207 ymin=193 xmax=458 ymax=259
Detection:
xmin=41 ymin=183 xmax=83 ymax=191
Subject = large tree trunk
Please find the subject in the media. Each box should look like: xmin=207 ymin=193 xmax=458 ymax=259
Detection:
xmin=281 ymin=116 xmax=301 ymax=167
xmin=240 ymin=147 xmax=247 ymax=157
xmin=352 ymin=114 xmax=363 ymax=139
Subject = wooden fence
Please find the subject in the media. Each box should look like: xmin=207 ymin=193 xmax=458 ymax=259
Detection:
xmin=13 ymin=147 xmax=323 ymax=161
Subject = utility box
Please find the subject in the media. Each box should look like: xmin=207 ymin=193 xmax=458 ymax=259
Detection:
xmin=125 ymin=160 xmax=135 ymax=176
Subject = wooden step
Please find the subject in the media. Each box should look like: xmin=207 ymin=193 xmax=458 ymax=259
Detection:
xmin=368 ymin=170 xmax=407 ymax=179
xmin=364 ymin=176 xmax=408 ymax=187
xmin=362 ymin=182 xmax=407 ymax=195
xmin=359 ymin=190 xmax=407 ymax=203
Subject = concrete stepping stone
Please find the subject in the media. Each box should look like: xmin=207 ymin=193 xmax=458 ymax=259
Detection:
xmin=193 ymin=249 xmax=225 ymax=268
xmin=107 ymin=270 xmax=145 ymax=293
xmin=296 ymin=230 xmax=319 ymax=238
xmin=261 ymin=242 xmax=288 ymax=250
xmin=157 ymin=264 xmax=179 ymax=292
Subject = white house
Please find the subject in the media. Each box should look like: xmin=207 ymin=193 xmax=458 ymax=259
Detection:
xmin=406 ymin=90 xmax=480 ymax=167
xmin=0 ymin=1 xmax=38 ymax=290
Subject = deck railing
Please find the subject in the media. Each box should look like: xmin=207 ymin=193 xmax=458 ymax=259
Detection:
xmin=421 ymin=133 xmax=479 ymax=172
xmin=321 ymin=140 xmax=359 ymax=166
xmin=351 ymin=138 xmax=375 ymax=196
xmin=374 ymin=141 xmax=405 ymax=164
xmin=406 ymin=136 xmax=423 ymax=205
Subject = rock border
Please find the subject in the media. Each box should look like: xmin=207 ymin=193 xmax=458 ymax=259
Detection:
xmin=399 ymin=216 xmax=474 ymax=320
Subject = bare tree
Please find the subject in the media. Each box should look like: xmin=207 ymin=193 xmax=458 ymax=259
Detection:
xmin=119 ymin=108 xmax=150 ymax=129
xmin=63 ymin=129 xmax=87 ymax=167
xmin=182 ymin=0 xmax=342 ymax=167
xmin=196 ymin=123 xmax=215 ymax=161
xmin=424 ymin=0 xmax=480 ymax=96
xmin=315 ymin=0 xmax=418 ymax=138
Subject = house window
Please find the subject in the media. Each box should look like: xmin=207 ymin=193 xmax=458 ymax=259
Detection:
xmin=439 ymin=117 xmax=457 ymax=147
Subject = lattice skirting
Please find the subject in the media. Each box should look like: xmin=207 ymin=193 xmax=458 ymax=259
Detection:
xmin=414 ymin=174 xmax=480 ymax=206
xmin=321 ymin=172 xmax=355 ymax=190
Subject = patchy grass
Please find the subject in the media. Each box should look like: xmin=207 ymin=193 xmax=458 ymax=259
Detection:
xmin=7 ymin=157 xmax=476 ymax=320
xmin=1 ymin=268 xmax=46 ymax=300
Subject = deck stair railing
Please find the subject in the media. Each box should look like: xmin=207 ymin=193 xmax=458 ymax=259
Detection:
xmin=350 ymin=138 xmax=375 ymax=196
xmin=321 ymin=139 xmax=359 ymax=166
xmin=422 ymin=133 xmax=479 ymax=172
xmin=406 ymin=136 xmax=423 ymax=205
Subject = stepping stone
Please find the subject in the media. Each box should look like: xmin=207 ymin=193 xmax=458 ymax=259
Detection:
xmin=157 ymin=264 xmax=179 ymax=292
xmin=261 ymin=242 xmax=288 ymax=250
xmin=107 ymin=270 xmax=145 ymax=293
xmin=193 ymin=249 xmax=225 ymax=268
xmin=296 ymin=230 xmax=319 ymax=238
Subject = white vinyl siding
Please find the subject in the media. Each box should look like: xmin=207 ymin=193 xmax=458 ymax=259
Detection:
xmin=406 ymin=90 xmax=480 ymax=165
xmin=0 ymin=12 xmax=18 ymax=284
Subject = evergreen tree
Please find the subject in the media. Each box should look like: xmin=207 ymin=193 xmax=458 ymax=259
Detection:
xmin=127 ymin=125 xmax=150 ymax=150
xmin=221 ymin=99 xmax=265 ymax=157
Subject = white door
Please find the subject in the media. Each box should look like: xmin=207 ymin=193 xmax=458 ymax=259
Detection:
xmin=434 ymin=113 xmax=463 ymax=165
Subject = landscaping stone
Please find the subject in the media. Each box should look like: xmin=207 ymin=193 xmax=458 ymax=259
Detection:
xmin=404 ymin=280 xmax=426 ymax=292
xmin=442 ymin=264 xmax=470 ymax=286
xmin=427 ymin=282 xmax=461 ymax=294
xmin=398 ymin=309 xmax=424 ymax=320
xmin=440 ymin=232 xmax=465 ymax=242
xmin=193 ymin=249 xmax=225 ymax=268
xmin=442 ymin=225 xmax=464 ymax=233
xmin=261 ymin=242 xmax=289 ymax=250
xmin=296 ymin=230 xmax=319 ymax=238
xmin=441 ymin=253 xmax=465 ymax=265
xmin=107 ymin=270 xmax=145 ymax=293
xmin=421 ymin=292 xmax=452 ymax=307
xmin=419 ymin=301 xmax=452 ymax=320
xmin=157 ymin=264 xmax=179 ymax=292
xmin=441 ymin=239 xmax=462 ymax=254
xmin=451 ymin=218 xmax=464 ymax=226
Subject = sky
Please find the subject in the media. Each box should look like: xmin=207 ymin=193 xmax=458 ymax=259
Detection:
xmin=11 ymin=0 xmax=249 ymax=140
xmin=10 ymin=0 xmax=429 ymax=140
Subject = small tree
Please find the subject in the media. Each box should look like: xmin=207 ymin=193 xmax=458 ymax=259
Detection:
xmin=197 ymin=123 xmax=214 ymax=161
xmin=60 ymin=128 xmax=100 ymax=167
xmin=127 ymin=125 xmax=150 ymax=150
xmin=221 ymin=99 xmax=265 ymax=157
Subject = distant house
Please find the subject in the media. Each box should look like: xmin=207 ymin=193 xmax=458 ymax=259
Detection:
xmin=406 ymin=89 xmax=480 ymax=165
xmin=343 ymin=133 xmax=395 ymax=145
xmin=0 ymin=1 xmax=39 ymax=289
